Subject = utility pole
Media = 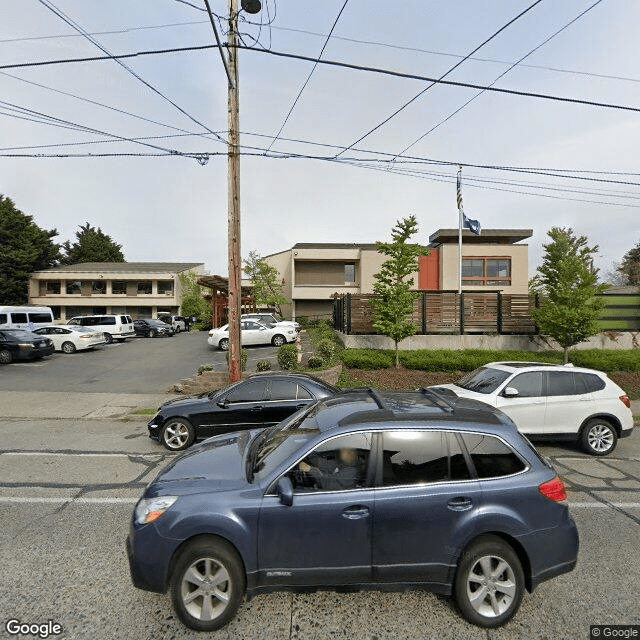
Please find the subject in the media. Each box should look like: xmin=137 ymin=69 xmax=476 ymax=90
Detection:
xmin=227 ymin=0 xmax=242 ymax=382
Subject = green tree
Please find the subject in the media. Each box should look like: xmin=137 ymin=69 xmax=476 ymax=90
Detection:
xmin=60 ymin=222 xmax=124 ymax=264
xmin=243 ymin=250 xmax=289 ymax=316
xmin=0 ymin=195 xmax=60 ymax=305
xmin=371 ymin=215 xmax=424 ymax=368
xmin=530 ymin=227 xmax=606 ymax=363
xmin=616 ymin=239 xmax=640 ymax=286
xmin=178 ymin=272 xmax=211 ymax=327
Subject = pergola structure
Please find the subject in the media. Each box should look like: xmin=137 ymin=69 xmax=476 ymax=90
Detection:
xmin=197 ymin=274 xmax=255 ymax=328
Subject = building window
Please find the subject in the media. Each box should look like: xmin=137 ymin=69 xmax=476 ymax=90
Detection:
xmin=344 ymin=263 xmax=356 ymax=284
xmin=66 ymin=281 xmax=82 ymax=295
xmin=112 ymin=280 xmax=127 ymax=295
xmin=158 ymin=280 xmax=174 ymax=295
xmin=462 ymin=257 xmax=511 ymax=286
xmin=46 ymin=281 xmax=61 ymax=295
xmin=92 ymin=280 xmax=106 ymax=295
xmin=137 ymin=281 xmax=153 ymax=295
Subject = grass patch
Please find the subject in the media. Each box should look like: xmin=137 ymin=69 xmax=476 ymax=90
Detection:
xmin=131 ymin=407 xmax=156 ymax=416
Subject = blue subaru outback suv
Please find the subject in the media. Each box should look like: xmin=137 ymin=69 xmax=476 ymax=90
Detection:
xmin=127 ymin=388 xmax=578 ymax=631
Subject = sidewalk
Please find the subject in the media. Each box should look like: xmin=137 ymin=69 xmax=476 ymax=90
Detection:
xmin=0 ymin=391 xmax=172 ymax=419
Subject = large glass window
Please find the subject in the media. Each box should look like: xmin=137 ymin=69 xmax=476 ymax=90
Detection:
xmin=344 ymin=263 xmax=356 ymax=284
xmin=66 ymin=281 xmax=81 ymax=295
xmin=112 ymin=280 xmax=127 ymax=295
xmin=460 ymin=433 xmax=525 ymax=478
xmin=28 ymin=312 xmax=53 ymax=324
xmin=462 ymin=257 xmax=511 ymax=286
xmin=137 ymin=281 xmax=152 ymax=295
xmin=508 ymin=372 xmax=543 ymax=397
xmin=46 ymin=281 xmax=61 ymax=294
xmin=157 ymin=280 xmax=174 ymax=295
xmin=92 ymin=280 xmax=106 ymax=295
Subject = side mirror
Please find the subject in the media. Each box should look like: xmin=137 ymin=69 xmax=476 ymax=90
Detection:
xmin=217 ymin=398 xmax=229 ymax=409
xmin=503 ymin=387 xmax=519 ymax=398
xmin=276 ymin=476 xmax=294 ymax=506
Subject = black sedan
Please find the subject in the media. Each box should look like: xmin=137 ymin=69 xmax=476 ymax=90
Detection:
xmin=0 ymin=329 xmax=55 ymax=364
xmin=133 ymin=319 xmax=174 ymax=338
xmin=148 ymin=373 xmax=337 ymax=450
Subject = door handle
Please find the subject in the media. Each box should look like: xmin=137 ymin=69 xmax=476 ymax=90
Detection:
xmin=250 ymin=405 xmax=263 ymax=412
xmin=341 ymin=505 xmax=370 ymax=520
xmin=447 ymin=497 xmax=473 ymax=511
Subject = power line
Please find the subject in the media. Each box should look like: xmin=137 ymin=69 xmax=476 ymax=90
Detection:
xmin=333 ymin=0 xmax=543 ymax=158
xmin=395 ymin=0 xmax=605 ymax=158
xmin=264 ymin=0 xmax=349 ymax=154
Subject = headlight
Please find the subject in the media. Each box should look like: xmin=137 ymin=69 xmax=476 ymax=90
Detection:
xmin=18 ymin=343 xmax=35 ymax=348
xmin=134 ymin=496 xmax=178 ymax=525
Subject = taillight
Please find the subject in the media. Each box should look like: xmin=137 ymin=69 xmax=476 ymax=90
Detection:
xmin=539 ymin=476 xmax=567 ymax=502
xmin=620 ymin=395 xmax=631 ymax=409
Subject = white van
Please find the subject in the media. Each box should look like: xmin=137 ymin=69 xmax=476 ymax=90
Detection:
xmin=0 ymin=306 xmax=55 ymax=330
xmin=68 ymin=314 xmax=135 ymax=343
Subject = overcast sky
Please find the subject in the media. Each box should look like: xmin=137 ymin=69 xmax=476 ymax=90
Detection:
xmin=1 ymin=0 xmax=639 ymax=279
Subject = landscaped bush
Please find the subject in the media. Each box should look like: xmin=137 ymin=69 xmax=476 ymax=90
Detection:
xmin=256 ymin=360 xmax=271 ymax=372
xmin=568 ymin=349 xmax=640 ymax=373
xmin=296 ymin=315 xmax=310 ymax=329
xmin=307 ymin=355 xmax=324 ymax=369
xmin=278 ymin=344 xmax=298 ymax=370
xmin=341 ymin=349 xmax=394 ymax=370
xmin=316 ymin=337 xmax=336 ymax=360
xmin=225 ymin=348 xmax=248 ymax=371
xmin=399 ymin=349 xmax=562 ymax=372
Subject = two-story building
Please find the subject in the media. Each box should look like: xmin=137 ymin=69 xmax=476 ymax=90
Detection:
xmin=264 ymin=229 xmax=532 ymax=320
xmin=28 ymin=262 xmax=204 ymax=321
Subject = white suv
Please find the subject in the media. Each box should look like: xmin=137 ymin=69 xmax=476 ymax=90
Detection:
xmin=429 ymin=361 xmax=633 ymax=456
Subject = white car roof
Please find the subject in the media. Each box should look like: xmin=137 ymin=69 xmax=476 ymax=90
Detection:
xmin=483 ymin=361 xmax=604 ymax=376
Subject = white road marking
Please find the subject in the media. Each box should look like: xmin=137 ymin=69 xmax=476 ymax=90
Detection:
xmin=2 ymin=452 xmax=162 ymax=458
xmin=569 ymin=502 xmax=640 ymax=508
xmin=0 ymin=496 xmax=137 ymax=504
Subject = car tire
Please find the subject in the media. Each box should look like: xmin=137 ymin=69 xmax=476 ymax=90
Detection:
xmin=581 ymin=418 xmax=618 ymax=456
xmin=219 ymin=338 xmax=229 ymax=351
xmin=454 ymin=535 xmax=524 ymax=628
xmin=271 ymin=334 xmax=286 ymax=347
xmin=104 ymin=333 xmax=113 ymax=344
xmin=0 ymin=349 xmax=13 ymax=365
xmin=161 ymin=418 xmax=196 ymax=451
xmin=170 ymin=537 xmax=245 ymax=632
xmin=61 ymin=341 xmax=76 ymax=354
xmin=175 ymin=325 xmax=181 ymax=334
xmin=116 ymin=338 xmax=126 ymax=343
xmin=149 ymin=329 xmax=156 ymax=338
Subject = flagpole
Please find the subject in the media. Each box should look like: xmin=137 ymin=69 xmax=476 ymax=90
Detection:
xmin=458 ymin=165 xmax=462 ymax=295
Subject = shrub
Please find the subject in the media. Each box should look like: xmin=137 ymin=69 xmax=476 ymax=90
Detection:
xmin=256 ymin=359 xmax=271 ymax=372
xmin=225 ymin=348 xmax=248 ymax=371
xmin=278 ymin=344 xmax=298 ymax=370
xmin=197 ymin=364 xmax=214 ymax=375
xmin=568 ymin=349 xmax=640 ymax=373
xmin=316 ymin=337 xmax=336 ymax=360
xmin=296 ymin=315 xmax=310 ymax=328
xmin=341 ymin=349 xmax=394 ymax=370
xmin=307 ymin=355 xmax=324 ymax=369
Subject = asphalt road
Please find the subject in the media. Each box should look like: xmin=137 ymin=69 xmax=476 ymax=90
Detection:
xmin=0 ymin=331 xmax=281 ymax=394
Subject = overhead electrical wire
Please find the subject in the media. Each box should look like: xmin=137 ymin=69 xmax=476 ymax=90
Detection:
xmin=332 ymin=0 xmax=543 ymax=158
xmin=264 ymin=0 xmax=349 ymax=154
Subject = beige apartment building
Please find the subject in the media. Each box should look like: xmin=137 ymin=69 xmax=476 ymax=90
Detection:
xmin=265 ymin=230 xmax=531 ymax=320
xmin=28 ymin=262 xmax=204 ymax=321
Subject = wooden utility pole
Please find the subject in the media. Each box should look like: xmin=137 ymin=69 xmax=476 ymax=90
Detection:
xmin=227 ymin=0 xmax=242 ymax=382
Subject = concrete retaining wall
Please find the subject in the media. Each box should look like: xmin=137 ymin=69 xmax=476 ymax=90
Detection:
xmin=337 ymin=331 xmax=640 ymax=352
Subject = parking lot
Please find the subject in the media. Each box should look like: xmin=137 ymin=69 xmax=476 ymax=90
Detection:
xmin=0 ymin=335 xmax=639 ymax=639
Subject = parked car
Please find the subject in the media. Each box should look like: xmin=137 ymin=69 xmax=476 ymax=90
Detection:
xmin=33 ymin=325 xmax=106 ymax=353
xmin=428 ymin=361 xmax=634 ymax=456
xmin=127 ymin=388 xmax=578 ymax=631
xmin=0 ymin=305 xmax=54 ymax=330
xmin=134 ymin=319 xmax=175 ymax=338
xmin=148 ymin=373 xmax=337 ymax=451
xmin=68 ymin=314 xmax=135 ymax=343
xmin=157 ymin=314 xmax=187 ymax=333
xmin=0 ymin=329 xmax=55 ymax=364
xmin=208 ymin=320 xmax=297 ymax=351
xmin=242 ymin=313 xmax=301 ymax=331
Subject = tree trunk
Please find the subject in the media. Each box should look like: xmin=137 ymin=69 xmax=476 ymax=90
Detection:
xmin=395 ymin=341 xmax=400 ymax=368
xmin=563 ymin=346 xmax=569 ymax=364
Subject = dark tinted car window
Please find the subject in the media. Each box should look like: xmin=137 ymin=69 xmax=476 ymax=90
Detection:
xmin=508 ymin=372 xmax=543 ymax=398
xmin=455 ymin=367 xmax=511 ymax=394
xmin=270 ymin=380 xmax=298 ymax=401
xmin=226 ymin=380 xmax=268 ymax=403
xmin=461 ymin=433 xmax=525 ymax=478
xmin=120 ymin=316 xmax=128 ymax=323
xmin=546 ymin=371 xmax=576 ymax=396
xmin=29 ymin=313 xmax=52 ymax=323
xmin=100 ymin=316 xmax=117 ymax=325
xmin=576 ymin=372 xmax=605 ymax=393
xmin=382 ymin=431 xmax=448 ymax=486
xmin=449 ymin=433 xmax=472 ymax=480
xmin=11 ymin=313 xmax=27 ymax=323
xmin=0 ymin=314 xmax=7 ymax=324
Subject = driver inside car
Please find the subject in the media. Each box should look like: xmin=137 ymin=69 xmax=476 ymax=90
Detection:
xmin=298 ymin=447 xmax=361 ymax=491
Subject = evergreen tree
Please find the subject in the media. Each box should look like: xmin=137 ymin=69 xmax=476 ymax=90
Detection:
xmin=0 ymin=195 xmax=60 ymax=304
xmin=60 ymin=222 xmax=124 ymax=264
xmin=617 ymin=239 xmax=640 ymax=286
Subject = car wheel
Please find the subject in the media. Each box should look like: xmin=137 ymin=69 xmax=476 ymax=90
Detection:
xmin=104 ymin=333 xmax=113 ymax=344
xmin=271 ymin=334 xmax=286 ymax=347
xmin=61 ymin=341 xmax=76 ymax=354
xmin=175 ymin=325 xmax=181 ymax=334
xmin=0 ymin=349 xmax=13 ymax=365
xmin=454 ymin=535 xmax=524 ymax=628
xmin=116 ymin=338 xmax=126 ymax=343
xmin=581 ymin=418 xmax=617 ymax=456
xmin=171 ymin=538 xmax=245 ymax=632
xmin=149 ymin=329 xmax=156 ymax=338
xmin=161 ymin=418 xmax=196 ymax=451
xmin=219 ymin=338 xmax=229 ymax=351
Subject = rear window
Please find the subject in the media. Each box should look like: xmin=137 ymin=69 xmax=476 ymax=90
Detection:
xmin=28 ymin=312 xmax=52 ymax=323
xmin=461 ymin=433 xmax=526 ymax=478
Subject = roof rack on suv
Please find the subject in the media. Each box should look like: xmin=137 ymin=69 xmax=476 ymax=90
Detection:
xmin=419 ymin=387 xmax=455 ymax=413
xmin=339 ymin=387 xmax=388 ymax=409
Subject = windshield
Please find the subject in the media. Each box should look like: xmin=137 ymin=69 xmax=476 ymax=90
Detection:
xmin=454 ymin=367 xmax=511 ymax=394
xmin=248 ymin=404 xmax=320 ymax=483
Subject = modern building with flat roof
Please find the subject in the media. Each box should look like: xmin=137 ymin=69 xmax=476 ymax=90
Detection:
xmin=28 ymin=262 xmax=204 ymax=321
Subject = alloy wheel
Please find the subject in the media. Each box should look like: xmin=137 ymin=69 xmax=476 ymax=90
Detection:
xmin=180 ymin=557 xmax=232 ymax=622
xmin=163 ymin=422 xmax=191 ymax=449
xmin=466 ymin=555 xmax=517 ymax=618
xmin=588 ymin=424 xmax=614 ymax=453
